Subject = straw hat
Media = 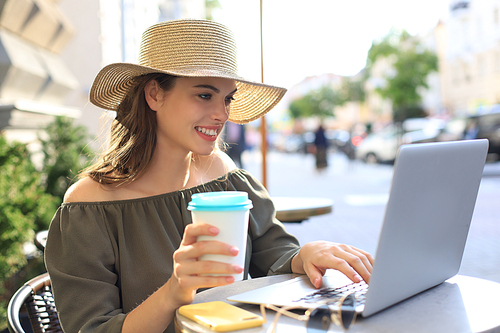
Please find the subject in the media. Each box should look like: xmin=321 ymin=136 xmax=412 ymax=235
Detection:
xmin=89 ymin=19 xmax=287 ymax=124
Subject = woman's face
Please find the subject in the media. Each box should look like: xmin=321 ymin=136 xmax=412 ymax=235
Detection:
xmin=153 ymin=76 xmax=237 ymax=157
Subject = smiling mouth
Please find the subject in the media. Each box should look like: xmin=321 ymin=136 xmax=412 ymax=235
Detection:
xmin=195 ymin=126 xmax=218 ymax=137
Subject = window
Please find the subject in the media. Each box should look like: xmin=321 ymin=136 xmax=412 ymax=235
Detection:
xmin=477 ymin=55 xmax=486 ymax=77
xmin=463 ymin=63 xmax=472 ymax=83
xmin=453 ymin=63 xmax=461 ymax=85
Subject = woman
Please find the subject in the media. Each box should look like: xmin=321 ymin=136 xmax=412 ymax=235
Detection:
xmin=45 ymin=19 xmax=373 ymax=333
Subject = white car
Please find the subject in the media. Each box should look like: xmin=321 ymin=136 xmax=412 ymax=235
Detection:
xmin=355 ymin=125 xmax=400 ymax=163
xmin=356 ymin=118 xmax=445 ymax=163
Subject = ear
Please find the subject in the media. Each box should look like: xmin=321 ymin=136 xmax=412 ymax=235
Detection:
xmin=144 ymin=79 xmax=162 ymax=111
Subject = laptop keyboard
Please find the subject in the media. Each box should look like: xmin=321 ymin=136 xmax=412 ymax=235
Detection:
xmin=293 ymin=281 xmax=368 ymax=306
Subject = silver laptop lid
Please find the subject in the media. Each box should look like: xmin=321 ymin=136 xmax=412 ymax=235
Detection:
xmin=363 ymin=139 xmax=488 ymax=316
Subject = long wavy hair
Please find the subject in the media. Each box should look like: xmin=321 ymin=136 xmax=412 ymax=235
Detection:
xmin=83 ymin=73 xmax=177 ymax=185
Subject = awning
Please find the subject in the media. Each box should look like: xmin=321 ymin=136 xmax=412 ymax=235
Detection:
xmin=0 ymin=0 xmax=74 ymax=53
xmin=0 ymin=99 xmax=81 ymax=131
xmin=0 ymin=28 xmax=79 ymax=104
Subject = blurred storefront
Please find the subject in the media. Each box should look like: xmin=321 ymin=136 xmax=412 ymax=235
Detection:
xmin=0 ymin=0 xmax=80 ymax=146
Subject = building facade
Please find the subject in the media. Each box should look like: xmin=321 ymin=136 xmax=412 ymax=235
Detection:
xmin=438 ymin=0 xmax=500 ymax=116
xmin=345 ymin=0 xmax=500 ymax=129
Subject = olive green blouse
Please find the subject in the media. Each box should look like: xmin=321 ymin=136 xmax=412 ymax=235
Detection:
xmin=45 ymin=169 xmax=301 ymax=333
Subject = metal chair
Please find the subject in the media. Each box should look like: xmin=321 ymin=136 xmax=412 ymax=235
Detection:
xmin=7 ymin=272 xmax=62 ymax=333
xmin=34 ymin=231 xmax=48 ymax=253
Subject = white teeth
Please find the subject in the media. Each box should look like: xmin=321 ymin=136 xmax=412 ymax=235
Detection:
xmin=196 ymin=127 xmax=217 ymax=136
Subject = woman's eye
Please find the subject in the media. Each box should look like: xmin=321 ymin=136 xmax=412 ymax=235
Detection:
xmin=199 ymin=94 xmax=212 ymax=100
xmin=225 ymin=96 xmax=235 ymax=105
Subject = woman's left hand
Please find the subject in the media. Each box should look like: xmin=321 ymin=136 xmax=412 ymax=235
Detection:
xmin=291 ymin=241 xmax=374 ymax=288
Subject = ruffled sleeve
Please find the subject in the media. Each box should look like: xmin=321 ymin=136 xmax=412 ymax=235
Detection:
xmin=45 ymin=205 xmax=126 ymax=333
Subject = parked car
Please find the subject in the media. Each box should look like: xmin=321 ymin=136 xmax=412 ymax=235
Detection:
xmin=355 ymin=118 xmax=445 ymax=163
xmin=471 ymin=110 xmax=500 ymax=160
xmin=299 ymin=131 xmax=316 ymax=154
xmin=438 ymin=109 xmax=500 ymax=161
xmin=355 ymin=125 xmax=400 ymax=163
xmin=272 ymin=132 xmax=315 ymax=154
xmin=436 ymin=117 xmax=467 ymax=142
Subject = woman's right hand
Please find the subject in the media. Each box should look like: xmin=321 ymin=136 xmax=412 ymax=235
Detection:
xmin=167 ymin=222 xmax=244 ymax=307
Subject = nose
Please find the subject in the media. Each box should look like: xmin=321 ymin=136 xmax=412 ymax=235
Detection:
xmin=211 ymin=101 xmax=230 ymax=123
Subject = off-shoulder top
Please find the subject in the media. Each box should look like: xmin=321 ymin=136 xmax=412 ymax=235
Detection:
xmin=45 ymin=169 xmax=301 ymax=333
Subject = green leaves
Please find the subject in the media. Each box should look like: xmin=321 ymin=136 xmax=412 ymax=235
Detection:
xmin=289 ymin=85 xmax=340 ymax=119
xmin=286 ymin=28 xmax=437 ymax=124
xmin=367 ymin=29 xmax=438 ymax=122
xmin=40 ymin=116 xmax=93 ymax=204
xmin=0 ymin=117 xmax=94 ymax=327
xmin=0 ymin=136 xmax=57 ymax=279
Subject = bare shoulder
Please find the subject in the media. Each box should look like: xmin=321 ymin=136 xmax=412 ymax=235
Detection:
xmin=215 ymin=149 xmax=238 ymax=172
xmin=192 ymin=150 xmax=237 ymax=185
xmin=63 ymin=177 xmax=116 ymax=203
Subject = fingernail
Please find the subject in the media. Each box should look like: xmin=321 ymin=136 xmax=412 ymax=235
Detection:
xmin=314 ymin=277 xmax=321 ymax=288
xmin=354 ymin=274 xmax=362 ymax=282
xmin=230 ymin=246 xmax=239 ymax=255
xmin=209 ymin=227 xmax=219 ymax=235
xmin=233 ymin=265 xmax=243 ymax=273
xmin=226 ymin=276 xmax=235 ymax=283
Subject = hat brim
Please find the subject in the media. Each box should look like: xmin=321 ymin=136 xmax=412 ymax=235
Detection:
xmin=89 ymin=63 xmax=287 ymax=124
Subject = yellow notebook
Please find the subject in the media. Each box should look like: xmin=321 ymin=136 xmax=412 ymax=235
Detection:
xmin=179 ymin=301 xmax=264 ymax=332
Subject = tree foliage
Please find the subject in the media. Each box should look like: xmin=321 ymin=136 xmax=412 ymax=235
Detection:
xmin=0 ymin=136 xmax=58 ymax=325
xmin=205 ymin=0 xmax=221 ymax=20
xmin=40 ymin=116 xmax=94 ymax=204
xmin=367 ymin=29 xmax=438 ymax=122
xmin=0 ymin=117 xmax=94 ymax=327
xmin=339 ymin=77 xmax=365 ymax=103
xmin=288 ymin=85 xmax=340 ymax=119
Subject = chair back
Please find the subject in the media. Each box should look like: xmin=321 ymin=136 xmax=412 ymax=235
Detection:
xmin=7 ymin=272 xmax=62 ymax=333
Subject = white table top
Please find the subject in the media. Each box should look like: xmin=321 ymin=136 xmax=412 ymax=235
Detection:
xmin=176 ymin=274 xmax=500 ymax=333
xmin=272 ymin=197 xmax=333 ymax=223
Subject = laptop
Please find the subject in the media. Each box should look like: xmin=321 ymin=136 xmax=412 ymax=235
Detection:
xmin=228 ymin=139 xmax=489 ymax=317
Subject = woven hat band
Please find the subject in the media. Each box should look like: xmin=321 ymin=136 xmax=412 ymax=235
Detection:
xmin=139 ymin=20 xmax=238 ymax=77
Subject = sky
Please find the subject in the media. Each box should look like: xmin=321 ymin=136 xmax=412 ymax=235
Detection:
xmin=214 ymin=0 xmax=450 ymax=89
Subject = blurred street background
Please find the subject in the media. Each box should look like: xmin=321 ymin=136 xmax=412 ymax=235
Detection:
xmin=1 ymin=0 xmax=500 ymax=329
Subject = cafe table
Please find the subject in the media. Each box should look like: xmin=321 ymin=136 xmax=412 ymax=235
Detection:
xmin=272 ymin=197 xmax=333 ymax=223
xmin=175 ymin=273 xmax=500 ymax=333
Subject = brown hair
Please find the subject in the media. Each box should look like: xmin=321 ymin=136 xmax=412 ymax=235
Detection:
xmin=83 ymin=73 xmax=177 ymax=185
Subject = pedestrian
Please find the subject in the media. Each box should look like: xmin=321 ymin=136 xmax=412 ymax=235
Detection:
xmin=45 ymin=19 xmax=373 ymax=333
xmin=314 ymin=123 xmax=329 ymax=171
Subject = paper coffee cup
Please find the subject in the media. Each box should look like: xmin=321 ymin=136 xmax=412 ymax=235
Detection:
xmin=188 ymin=191 xmax=253 ymax=281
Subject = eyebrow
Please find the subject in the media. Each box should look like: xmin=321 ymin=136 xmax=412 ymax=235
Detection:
xmin=193 ymin=85 xmax=238 ymax=95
